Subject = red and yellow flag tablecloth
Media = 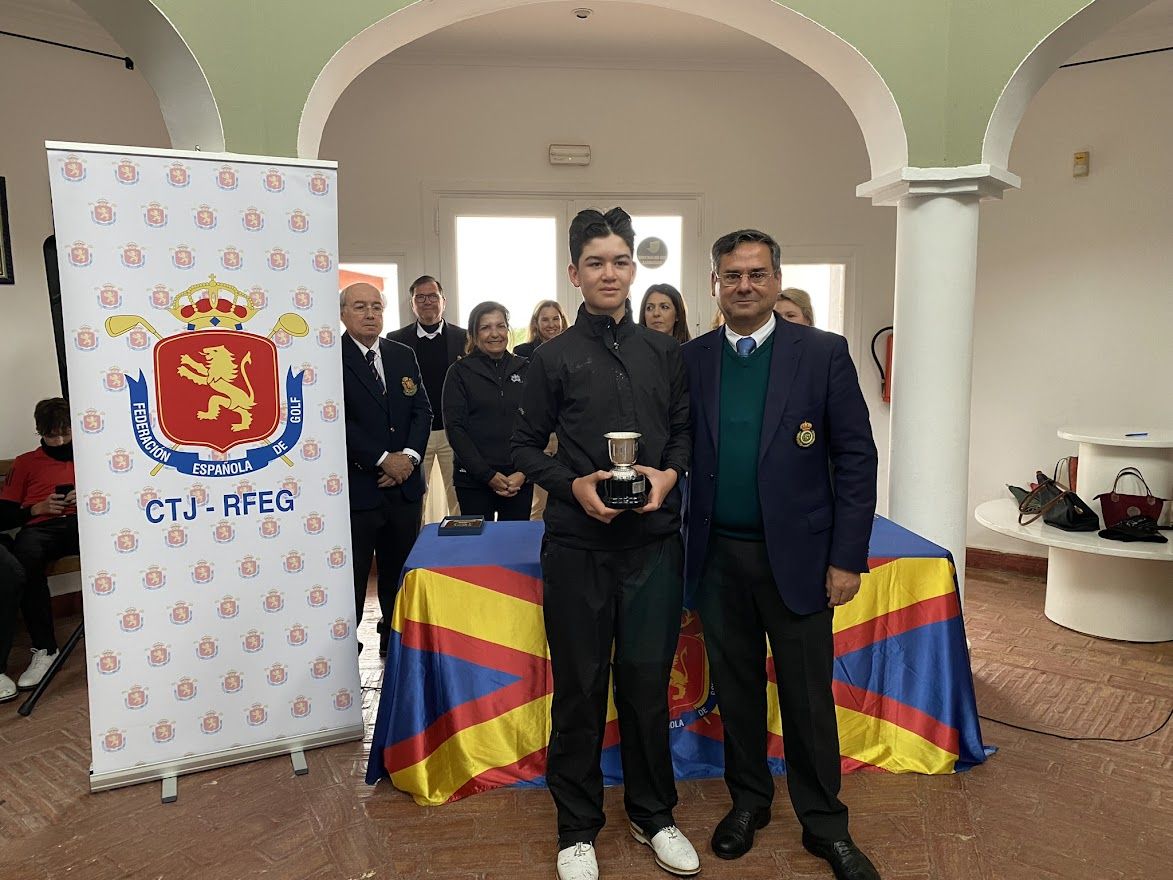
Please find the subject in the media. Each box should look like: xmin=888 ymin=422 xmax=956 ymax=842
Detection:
xmin=366 ymin=519 xmax=990 ymax=804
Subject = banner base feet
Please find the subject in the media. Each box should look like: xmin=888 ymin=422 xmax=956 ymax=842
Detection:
xmin=291 ymin=749 xmax=308 ymax=776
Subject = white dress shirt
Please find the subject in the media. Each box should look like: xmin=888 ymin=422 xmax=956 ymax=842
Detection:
xmin=723 ymin=316 xmax=776 ymax=353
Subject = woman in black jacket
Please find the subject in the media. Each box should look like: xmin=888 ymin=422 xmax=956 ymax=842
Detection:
xmin=442 ymin=301 xmax=532 ymax=521
xmin=513 ymin=299 xmax=568 ymax=358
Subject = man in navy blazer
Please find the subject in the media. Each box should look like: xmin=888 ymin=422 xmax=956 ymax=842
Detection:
xmin=340 ymin=283 xmax=431 ymax=650
xmin=682 ymin=230 xmax=880 ymax=880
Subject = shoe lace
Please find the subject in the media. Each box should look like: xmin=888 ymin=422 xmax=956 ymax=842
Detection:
xmin=573 ymin=843 xmax=593 ymax=858
xmin=661 ymin=826 xmax=680 ymax=840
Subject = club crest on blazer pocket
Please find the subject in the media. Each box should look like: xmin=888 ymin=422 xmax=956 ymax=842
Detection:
xmin=401 ymin=376 xmax=418 ymax=396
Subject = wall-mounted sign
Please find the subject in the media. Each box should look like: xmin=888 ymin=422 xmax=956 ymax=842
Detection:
xmin=636 ymin=236 xmax=668 ymax=269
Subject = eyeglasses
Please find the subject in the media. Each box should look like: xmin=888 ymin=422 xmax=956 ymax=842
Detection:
xmin=412 ymin=293 xmax=442 ymax=304
xmin=347 ymin=302 xmax=384 ymax=314
xmin=718 ymin=270 xmax=775 ymax=288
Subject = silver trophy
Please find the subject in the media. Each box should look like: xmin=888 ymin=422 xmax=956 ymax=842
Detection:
xmin=599 ymin=431 xmax=647 ymax=509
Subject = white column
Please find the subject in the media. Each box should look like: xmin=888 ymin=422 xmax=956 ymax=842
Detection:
xmin=858 ymin=166 xmax=1020 ymax=598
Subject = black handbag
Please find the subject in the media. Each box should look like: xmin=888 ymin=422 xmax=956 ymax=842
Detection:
xmin=1008 ymin=471 xmax=1100 ymax=532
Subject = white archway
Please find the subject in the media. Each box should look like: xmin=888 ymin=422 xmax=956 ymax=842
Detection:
xmin=298 ymin=0 xmax=906 ymax=177
xmin=983 ymin=0 xmax=1153 ymax=168
xmin=74 ymin=0 xmax=224 ymax=151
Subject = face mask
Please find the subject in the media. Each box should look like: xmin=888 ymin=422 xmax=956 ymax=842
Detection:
xmin=41 ymin=440 xmax=74 ymax=462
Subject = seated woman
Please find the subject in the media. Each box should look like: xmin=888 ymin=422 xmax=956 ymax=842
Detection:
xmin=513 ymin=299 xmax=568 ymax=358
xmin=442 ymin=302 xmax=533 ymax=521
xmin=775 ymin=287 xmax=815 ymax=326
xmin=639 ymin=283 xmax=691 ymax=343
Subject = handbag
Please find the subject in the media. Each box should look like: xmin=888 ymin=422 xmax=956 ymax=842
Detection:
xmin=1008 ymin=471 xmax=1100 ymax=532
xmin=1094 ymin=467 xmax=1167 ymax=528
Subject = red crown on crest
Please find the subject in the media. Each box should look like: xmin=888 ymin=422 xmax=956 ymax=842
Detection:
xmin=170 ymin=275 xmax=256 ymax=329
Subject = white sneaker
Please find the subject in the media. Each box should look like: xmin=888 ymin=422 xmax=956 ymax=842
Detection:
xmin=556 ymin=842 xmax=599 ymax=880
xmin=630 ymin=822 xmax=700 ymax=876
xmin=17 ymin=648 xmax=58 ymax=689
xmin=0 ymin=673 xmax=16 ymax=702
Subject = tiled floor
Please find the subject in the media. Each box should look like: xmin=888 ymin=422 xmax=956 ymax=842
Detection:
xmin=0 ymin=568 xmax=1170 ymax=879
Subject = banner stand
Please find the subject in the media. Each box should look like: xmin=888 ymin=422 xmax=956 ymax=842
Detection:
xmin=91 ymin=724 xmax=363 ymax=795
xmin=47 ymin=141 xmax=362 ymax=795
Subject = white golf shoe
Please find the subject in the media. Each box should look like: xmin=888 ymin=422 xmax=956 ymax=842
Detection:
xmin=18 ymin=648 xmax=58 ymax=689
xmin=630 ymin=822 xmax=701 ymax=876
xmin=556 ymin=842 xmax=599 ymax=880
xmin=0 ymin=673 xmax=17 ymax=702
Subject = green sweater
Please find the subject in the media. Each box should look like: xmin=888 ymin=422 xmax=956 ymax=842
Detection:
xmin=713 ymin=333 xmax=774 ymax=539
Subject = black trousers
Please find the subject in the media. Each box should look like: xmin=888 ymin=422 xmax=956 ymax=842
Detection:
xmin=349 ymin=490 xmax=421 ymax=626
xmin=10 ymin=516 xmax=79 ymax=655
xmin=694 ymin=534 xmax=848 ymax=843
xmin=0 ymin=540 xmax=26 ymax=675
xmin=455 ymin=484 xmax=534 ymax=522
xmin=542 ymin=533 xmax=684 ymax=848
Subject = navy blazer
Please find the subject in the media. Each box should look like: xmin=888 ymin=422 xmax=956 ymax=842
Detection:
xmin=341 ymin=333 xmax=433 ymax=510
xmin=682 ymin=316 xmax=877 ymax=614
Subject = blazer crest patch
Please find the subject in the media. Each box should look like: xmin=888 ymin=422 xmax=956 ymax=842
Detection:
xmin=401 ymin=376 xmax=418 ymax=396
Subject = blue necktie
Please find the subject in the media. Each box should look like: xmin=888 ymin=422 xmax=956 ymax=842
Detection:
xmin=365 ymin=349 xmax=386 ymax=394
xmin=736 ymin=337 xmax=757 ymax=358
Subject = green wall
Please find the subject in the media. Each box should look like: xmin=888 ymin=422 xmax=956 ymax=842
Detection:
xmin=150 ymin=0 xmax=1099 ymax=167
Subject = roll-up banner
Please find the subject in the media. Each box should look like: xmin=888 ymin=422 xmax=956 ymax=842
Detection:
xmin=46 ymin=142 xmax=362 ymax=792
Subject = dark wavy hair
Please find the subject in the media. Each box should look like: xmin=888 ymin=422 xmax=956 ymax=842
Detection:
xmin=464 ymin=301 xmax=510 ymax=355
xmin=639 ymin=284 xmax=691 ymax=343
xmin=34 ymin=398 xmax=71 ymax=436
xmin=569 ymin=207 xmax=635 ymax=266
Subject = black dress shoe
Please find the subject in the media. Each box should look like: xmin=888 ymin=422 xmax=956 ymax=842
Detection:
xmin=801 ymin=833 xmax=881 ymax=880
xmin=376 ymin=617 xmax=389 ymax=657
xmin=711 ymin=807 xmax=770 ymax=859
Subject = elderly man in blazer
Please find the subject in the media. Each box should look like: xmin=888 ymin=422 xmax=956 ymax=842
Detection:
xmin=386 ymin=275 xmax=468 ymax=518
xmin=341 ymin=283 xmax=431 ymax=652
xmin=682 ymin=230 xmax=880 ymax=880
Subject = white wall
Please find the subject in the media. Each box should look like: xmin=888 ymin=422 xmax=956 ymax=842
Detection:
xmin=0 ymin=1 xmax=169 ymax=455
xmin=320 ymin=55 xmax=899 ymax=505
xmin=970 ymin=50 xmax=1173 ymax=556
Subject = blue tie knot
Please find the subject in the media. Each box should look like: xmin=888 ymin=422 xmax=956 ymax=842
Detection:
xmin=736 ymin=337 xmax=756 ymax=358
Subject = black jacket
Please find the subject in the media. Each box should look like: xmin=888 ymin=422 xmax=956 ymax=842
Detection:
xmin=513 ymin=340 xmax=540 ymax=359
xmin=442 ymin=349 xmax=529 ymax=488
xmin=341 ymin=334 xmax=432 ymax=509
xmin=511 ymin=302 xmax=690 ymax=550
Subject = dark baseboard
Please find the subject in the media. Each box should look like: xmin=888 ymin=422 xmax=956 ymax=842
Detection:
xmin=966 ymin=547 xmax=1047 ymax=579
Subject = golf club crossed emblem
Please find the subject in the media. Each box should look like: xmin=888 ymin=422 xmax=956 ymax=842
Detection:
xmin=105 ymin=275 xmax=310 ymax=478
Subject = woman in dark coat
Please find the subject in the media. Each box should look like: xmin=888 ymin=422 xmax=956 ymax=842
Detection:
xmin=513 ymin=299 xmax=568 ymax=358
xmin=442 ymin=301 xmax=532 ymax=521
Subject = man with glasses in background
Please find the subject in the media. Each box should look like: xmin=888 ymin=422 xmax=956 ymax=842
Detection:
xmin=341 ymin=283 xmax=431 ymax=655
xmin=681 ymin=230 xmax=880 ymax=880
xmin=387 ymin=276 xmax=468 ymax=524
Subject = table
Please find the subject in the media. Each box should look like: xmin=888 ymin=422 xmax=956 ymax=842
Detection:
xmin=366 ymin=518 xmax=990 ymax=805
xmin=975 ymin=426 xmax=1173 ymax=643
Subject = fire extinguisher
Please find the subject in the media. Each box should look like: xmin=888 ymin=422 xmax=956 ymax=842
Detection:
xmin=870 ymin=326 xmax=893 ymax=402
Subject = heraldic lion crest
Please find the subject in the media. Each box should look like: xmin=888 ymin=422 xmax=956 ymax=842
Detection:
xmin=177 ymin=345 xmax=256 ymax=431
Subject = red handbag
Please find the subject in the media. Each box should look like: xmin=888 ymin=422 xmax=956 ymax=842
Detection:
xmin=1094 ymin=467 xmax=1166 ymax=528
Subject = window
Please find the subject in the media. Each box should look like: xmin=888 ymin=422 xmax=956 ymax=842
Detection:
xmin=453 ymin=216 xmax=558 ymax=348
xmin=779 ymin=262 xmax=845 ymax=334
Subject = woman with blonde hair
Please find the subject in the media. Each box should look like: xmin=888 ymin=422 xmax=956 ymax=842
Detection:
xmin=775 ymin=287 xmax=815 ymax=326
xmin=514 ymin=299 xmax=568 ymax=359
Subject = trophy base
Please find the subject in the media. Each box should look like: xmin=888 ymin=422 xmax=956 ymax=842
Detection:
xmin=598 ymin=476 xmax=647 ymax=509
